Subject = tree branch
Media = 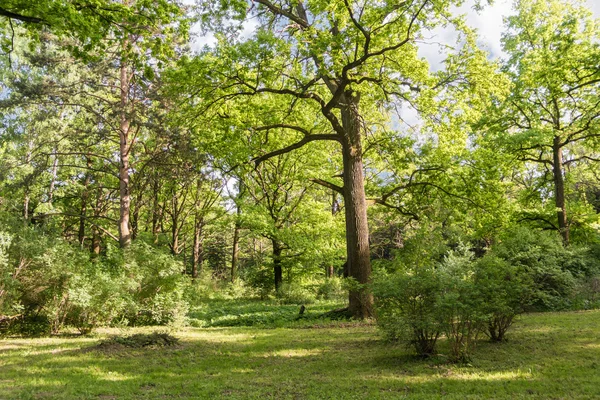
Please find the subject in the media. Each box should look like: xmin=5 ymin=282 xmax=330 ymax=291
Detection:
xmin=310 ymin=178 xmax=344 ymax=194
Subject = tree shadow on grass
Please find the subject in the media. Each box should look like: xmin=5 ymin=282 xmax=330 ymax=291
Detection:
xmin=1 ymin=315 xmax=600 ymax=399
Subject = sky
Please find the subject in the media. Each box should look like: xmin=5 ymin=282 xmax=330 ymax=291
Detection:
xmin=192 ymin=0 xmax=600 ymax=62
xmin=190 ymin=1 xmax=600 ymax=129
xmin=419 ymin=0 xmax=600 ymax=68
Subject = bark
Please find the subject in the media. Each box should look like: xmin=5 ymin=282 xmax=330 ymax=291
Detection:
xmin=91 ymin=185 xmax=103 ymax=255
xmin=192 ymin=216 xmax=204 ymax=279
xmin=131 ymin=191 xmax=142 ymax=241
xmin=78 ymin=158 xmax=92 ymax=247
xmin=151 ymin=176 xmax=161 ymax=243
xmin=118 ymin=42 xmax=132 ymax=248
xmin=327 ymin=265 xmax=334 ymax=278
xmin=23 ymin=193 xmax=29 ymax=224
xmin=48 ymin=149 xmax=59 ymax=204
xmin=170 ymin=193 xmax=181 ymax=255
xmin=231 ymin=219 xmax=241 ymax=283
xmin=340 ymin=92 xmax=373 ymax=319
xmin=272 ymin=239 xmax=283 ymax=291
xmin=552 ymin=137 xmax=569 ymax=245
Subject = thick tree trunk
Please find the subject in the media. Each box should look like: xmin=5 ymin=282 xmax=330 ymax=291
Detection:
xmin=340 ymin=93 xmax=373 ymax=319
xmin=272 ymin=239 xmax=283 ymax=291
xmin=118 ymin=47 xmax=132 ymax=248
xmin=552 ymin=137 xmax=569 ymax=245
xmin=192 ymin=216 xmax=204 ymax=279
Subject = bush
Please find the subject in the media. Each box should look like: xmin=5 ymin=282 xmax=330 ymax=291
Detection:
xmin=316 ymin=277 xmax=345 ymax=301
xmin=492 ymin=228 xmax=577 ymax=310
xmin=373 ymin=266 xmax=444 ymax=357
xmin=436 ymin=248 xmax=488 ymax=362
xmin=374 ymin=244 xmax=532 ymax=361
xmin=474 ymin=255 xmax=533 ymax=342
xmin=120 ymin=242 xmax=189 ymax=327
xmin=277 ymin=282 xmax=316 ymax=305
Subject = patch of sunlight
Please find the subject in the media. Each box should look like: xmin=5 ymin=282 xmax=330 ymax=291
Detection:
xmin=449 ymin=370 xmax=534 ymax=381
xmin=269 ymin=348 xmax=322 ymax=358
xmin=19 ymin=347 xmax=77 ymax=357
xmin=0 ymin=344 xmax=22 ymax=351
xmin=582 ymin=343 xmax=600 ymax=349
xmin=90 ymin=369 xmax=134 ymax=382
xmin=230 ymin=368 xmax=254 ymax=373
xmin=181 ymin=329 xmax=270 ymax=343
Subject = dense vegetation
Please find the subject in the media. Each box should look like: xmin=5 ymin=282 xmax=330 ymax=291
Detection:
xmin=0 ymin=0 xmax=599 ymax=382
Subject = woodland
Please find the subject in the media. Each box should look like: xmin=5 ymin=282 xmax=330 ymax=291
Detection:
xmin=0 ymin=0 xmax=600 ymax=398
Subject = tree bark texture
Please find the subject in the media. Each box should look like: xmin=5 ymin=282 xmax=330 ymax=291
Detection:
xmin=340 ymin=93 xmax=373 ymax=319
xmin=118 ymin=45 xmax=132 ymax=248
xmin=552 ymin=137 xmax=569 ymax=245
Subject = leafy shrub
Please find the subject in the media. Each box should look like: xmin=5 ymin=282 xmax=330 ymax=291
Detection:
xmin=277 ymin=282 xmax=316 ymax=305
xmin=437 ymin=248 xmax=488 ymax=362
xmin=316 ymin=277 xmax=345 ymax=301
xmin=373 ymin=266 xmax=444 ymax=357
xmin=474 ymin=255 xmax=533 ymax=342
xmin=242 ymin=264 xmax=275 ymax=299
xmin=121 ymin=242 xmax=189 ymax=327
xmin=492 ymin=228 xmax=577 ymax=310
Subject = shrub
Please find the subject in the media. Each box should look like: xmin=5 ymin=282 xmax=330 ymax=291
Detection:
xmin=373 ymin=266 xmax=444 ymax=357
xmin=121 ymin=242 xmax=189 ymax=327
xmin=492 ymin=228 xmax=576 ymax=310
xmin=316 ymin=277 xmax=345 ymax=301
xmin=277 ymin=282 xmax=316 ymax=305
xmin=437 ymin=248 xmax=488 ymax=362
xmin=474 ymin=255 xmax=533 ymax=342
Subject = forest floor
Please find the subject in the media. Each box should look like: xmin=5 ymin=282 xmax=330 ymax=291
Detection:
xmin=0 ymin=306 xmax=599 ymax=399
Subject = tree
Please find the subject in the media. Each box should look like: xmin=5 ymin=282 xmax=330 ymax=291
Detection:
xmin=187 ymin=0 xmax=498 ymax=318
xmin=490 ymin=0 xmax=600 ymax=244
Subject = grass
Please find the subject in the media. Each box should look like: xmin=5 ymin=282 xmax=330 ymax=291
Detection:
xmin=187 ymin=299 xmax=348 ymax=328
xmin=0 ymin=309 xmax=599 ymax=399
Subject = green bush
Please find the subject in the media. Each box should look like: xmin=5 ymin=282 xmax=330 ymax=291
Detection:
xmin=492 ymin=228 xmax=577 ymax=310
xmin=120 ymin=242 xmax=189 ymax=327
xmin=316 ymin=277 xmax=345 ymax=301
xmin=277 ymin=282 xmax=316 ymax=305
xmin=437 ymin=248 xmax=488 ymax=362
xmin=474 ymin=255 xmax=533 ymax=341
xmin=373 ymin=266 xmax=444 ymax=357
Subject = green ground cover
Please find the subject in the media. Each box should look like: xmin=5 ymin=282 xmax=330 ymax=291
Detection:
xmin=1 ymin=309 xmax=599 ymax=400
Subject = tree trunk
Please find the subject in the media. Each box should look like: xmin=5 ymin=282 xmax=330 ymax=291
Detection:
xmin=151 ymin=176 xmax=161 ymax=243
xmin=118 ymin=45 xmax=132 ymax=248
xmin=48 ymin=148 xmax=59 ymax=204
xmin=272 ymin=239 xmax=283 ymax=291
xmin=91 ymin=185 xmax=103 ymax=256
xmin=340 ymin=92 xmax=373 ymax=319
xmin=131 ymin=191 xmax=142 ymax=241
xmin=78 ymin=158 xmax=92 ymax=247
xmin=231 ymin=220 xmax=241 ymax=283
xmin=552 ymin=137 xmax=569 ymax=245
xmin=192 ymin=216 xmax=204 ymax=279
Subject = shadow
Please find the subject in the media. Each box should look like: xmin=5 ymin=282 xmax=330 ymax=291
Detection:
xmin=0 ymin=311 xmax=599 ymax=399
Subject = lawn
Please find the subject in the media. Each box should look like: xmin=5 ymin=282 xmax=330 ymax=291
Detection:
xmin=0 ymin=308 xmax=599 ymax=399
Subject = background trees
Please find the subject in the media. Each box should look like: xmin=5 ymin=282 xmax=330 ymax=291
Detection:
xmin=0 ymin=0 xmax=599 ymax=336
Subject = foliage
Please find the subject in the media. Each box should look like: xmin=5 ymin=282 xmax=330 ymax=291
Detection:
xmin=373 ymin=265 xmax=444 ymax=357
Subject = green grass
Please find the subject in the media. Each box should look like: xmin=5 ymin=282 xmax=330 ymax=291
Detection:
xmin=188 ymin=299 xmax=347 ymax=328
xmin=1 ymin=310 xmax=599 ymax=399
